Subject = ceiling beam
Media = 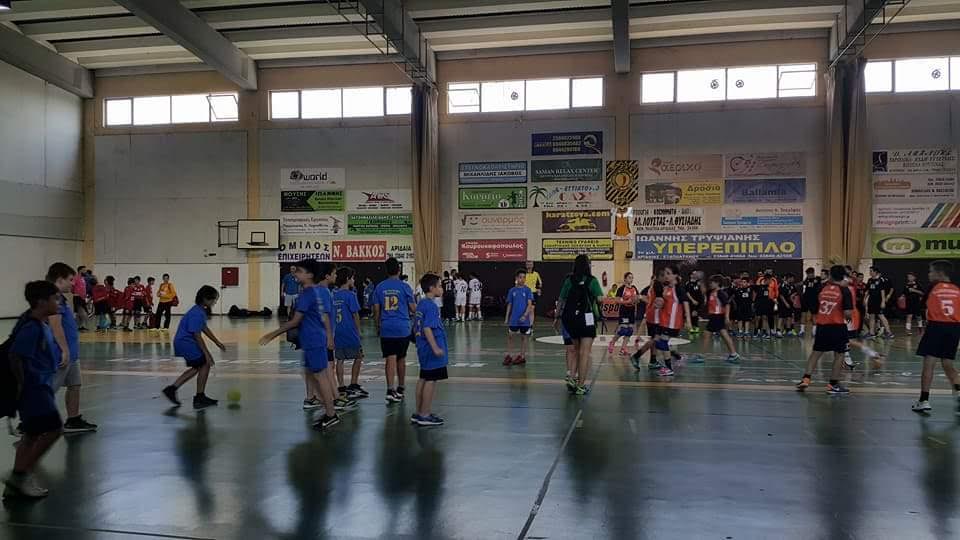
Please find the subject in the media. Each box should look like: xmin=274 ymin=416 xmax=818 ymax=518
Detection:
xmin=112 ymin=0 xmax=257 ymax=90
xmin=829 ymin=0 xmax=911 ymax=68
xmin=0 ymin=24 xmax=93 ymax=97
xmin=612 ymin=0 xmax=629 ymax=73
xmin=356 ymin=0 xmax=433 ymax=83
xmin=407 ymin=0 xmax=608 ymax=18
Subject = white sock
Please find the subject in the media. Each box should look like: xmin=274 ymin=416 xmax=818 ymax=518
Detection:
xmin=906 ymin=322 xmax=912 ymax=330
xmin=812 ymin=326 xmax=817 ymax=337
xmin=862 ymin=346 xmax=878 ymax=358
xmin=800 ymin=324 xmax=805 ymax=333
xmin=844 ymin=351 xmax=852 ymax=362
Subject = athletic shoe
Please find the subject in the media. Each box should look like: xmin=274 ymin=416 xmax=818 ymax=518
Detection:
xmin=657 ymin=367 xmax=675 ymax=377
xmin=193 ymin=394 xmax=218 ymax=409
xmin=63 ymin=416 xmax=98 ymax=433
xmin=911 ymin=400 xmax=932 ymax=412
xmin=619 ymin=347 xmax=629 ymax=356
xmin=906 ymin=329 xmax=913 ymax=336
xmin=162 ymin=385 xmax=181 ymax=406
xmin=796 ymin=376 xmax=811 ymax=391
xmin=798 ymin=330 xmax=806 ymax=338
xmin=726 ymin=354 xmax=741 ymax=364
xmin=334 ymin=397 xmax=358 ymax=412
xmin=649 ymin=360 xmax=664 ymax=370
xmin=883 ymin=332 xmax=895 ymax=339
xmin=414 ymin=414 xmax=444 ymax=426
xmin=503 ymin=355 xmax=513 ymax=366
xmin=513 ymin=355 xmax=526 ymax=365
xmin=346 ymin=384 xmax=369 ymax=399
xmin=3 ymin=474 xmax=48 ymax=499
xmin=688 ymin=355 xmax=704 ymax=364
xmin=630 ymin=353 xmax=642 ymax=370
xmin=607 ymin=343 xmax=615 ymax=355
xmin=826 ymin=383 xmax=850 ymax=395
xmin=574 ymin=384 xmax=589 ymax=395
xmin=843 ymin=354 xmax=856 ymax=370
xmin=396 ymin=386 xmax=406 ymax=399
xmin=385 ymin=390 xmax=401 ymax=404
xmin=564 ymin=375 xmax=576 ymax=391
xmin=302 ymin=397 xmax=322 ymax=410
xmin=123 ymin=327 xmax=133 ymax=332
xmin=313 ymin=414 xmax=340 ymax=431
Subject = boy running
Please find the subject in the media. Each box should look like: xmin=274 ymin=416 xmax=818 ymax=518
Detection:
xmin=162 ymin=285 xmax=225 ymax=409
xmin=704 ymin=275 xmax=741 ymax=364
xmin=911 ymin=260 xmax=960 ymax=414
xmin=374 ymin=257 xmax=417 ymax=404
xmin=333 ymin=267 xmax=368 ymax=400
xmin=412 ymin=274 xmax=449 ymax=426
xmin=504 ymin=269 xmax=534 ymax=366
xmin=796 ymin=265 xmax=854 ymax=394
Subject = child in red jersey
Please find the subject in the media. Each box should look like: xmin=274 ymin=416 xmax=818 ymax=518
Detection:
xmin=797 ymin=265 xmax=854 ymax=394
xmin=911 ymin=260 xmax=960 ymax=414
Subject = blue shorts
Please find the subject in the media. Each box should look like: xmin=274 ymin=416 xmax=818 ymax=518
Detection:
xmin=303 ymin=348 xmax=330 ymax=373
xmin=616 ymin=325 xmax=634 ymax=337
xmin=184 ymin=355 xmax=206 ymax=368
xmin=509 ymin=326 xmax=532 ymax=335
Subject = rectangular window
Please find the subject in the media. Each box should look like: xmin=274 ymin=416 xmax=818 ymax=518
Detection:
xmin=171 ymin=94 xmax=211 ymax=124
xmin=677 ymin=68 xmax=725 ymax=102
xmin=777 ymin=63 xmax=817 ymax=97
xmin=727 ymin=65 xmax=777 ymax=100
xmin=105 ymin=98 xmax=132 ymax=126
xmin=895 ymin=57 xmax=949 ymax=93
xmin=953 ymin=57 xmax=960 ymax=90
xmin=448 ymin=82 xmax=480 ymax=114
xmin=525 ymin=78 xmax=570 ymax=111
xmin=209 ymin=93 xmax=239 ymax=122
xmin=481 ymin=80 xmax=525 ymax=112
xmin=270 ymin=91 xmax=300 ymax=119
xmin=864 ymin=61 xmax=893 ymax=93
xmin=386 ymin=86 xmax=412 ymax=115
xmin=572 ymin=77 xmax=603 ymax=107
xmin=133 ymin=96 xmax=171 ymax=126
xmin=342 ymin=87 xmax=384 ymax=118
xmin=641 ymin=72 xmax=675 ymax=103
xmin=301 ymin=89 xmax=341 ymax=119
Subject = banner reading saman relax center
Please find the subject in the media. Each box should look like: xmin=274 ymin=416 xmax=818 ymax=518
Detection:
xmin=634 ymin=233 xmax=802 ymax=259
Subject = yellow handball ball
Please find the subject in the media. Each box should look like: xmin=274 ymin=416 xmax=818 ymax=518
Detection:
xmin=226 ymin=389 xmax=242 ymax=403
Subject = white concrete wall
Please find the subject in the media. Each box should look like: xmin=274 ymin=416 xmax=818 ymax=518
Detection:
xmin=0 ymin=60 xmax=83 ymax=317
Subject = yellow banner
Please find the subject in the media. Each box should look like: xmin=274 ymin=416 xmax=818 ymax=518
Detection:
xmin=644 ymin=181 xmax=723 ymax=206
xmin=542 ymin=238 xmax=614 ymax=260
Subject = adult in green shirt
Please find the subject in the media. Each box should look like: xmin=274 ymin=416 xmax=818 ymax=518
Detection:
xmin=555 ymin=254 xmax=603 ymax=395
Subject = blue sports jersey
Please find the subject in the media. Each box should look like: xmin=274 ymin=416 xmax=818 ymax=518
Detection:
xmin=174 ymin=304 xmax=208 ymax=360
xmin=55 ymin=295 xmax=80 ymax=363
xmin=295 ymin=286 xmax=328 ymax=351
xmin=374 ymin=277 xmax=415 ymax=338
xmin=333 ymin=288 xmax=361 ymax=349
xmin=318 ymin=285 xmax=335 ymax=349
xmin=415 ymin=299 xmax=447 ymax=371
xmin=282 ymin=273 xmax=300 ymax=295
xmin=11 ymin=318 xmax=58 ymax=418
xmin=507 ymin=286 xmax=534 ymax=327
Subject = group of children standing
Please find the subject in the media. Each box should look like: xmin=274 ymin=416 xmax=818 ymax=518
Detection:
xmin=87 ymin=273 xmax=178 ymax=333
xmin=440 ymin=271 xmax=483 ymax=322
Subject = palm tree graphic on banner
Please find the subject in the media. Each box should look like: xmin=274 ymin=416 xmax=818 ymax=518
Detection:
xmin=529 ymin=186 xmax=548 ymax=208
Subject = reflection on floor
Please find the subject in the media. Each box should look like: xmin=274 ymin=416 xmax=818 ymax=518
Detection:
xmin=0 ymin=317 xmax=957 ymax=539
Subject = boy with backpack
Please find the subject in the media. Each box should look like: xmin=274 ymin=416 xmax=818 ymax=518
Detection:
xmin=3 ymin=281 xmax=64 ymax=498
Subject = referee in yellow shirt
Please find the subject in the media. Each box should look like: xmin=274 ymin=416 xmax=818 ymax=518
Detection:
xmin=524 ymin=261 xmax=543 ymax=325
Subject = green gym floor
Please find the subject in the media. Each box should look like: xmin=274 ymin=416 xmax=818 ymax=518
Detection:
xmin=0 ymin=317 xmax=958 ymax=540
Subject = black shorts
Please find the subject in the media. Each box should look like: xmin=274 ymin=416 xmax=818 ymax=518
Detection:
xmin=707 ymin=315 xmax=726 ymax=333
xmin=734 ymin=307 xmax=754 ymax=322
xmin=20 ymin=412 xmax=63 ymax=436
xmin=802 ymin=296 xmax=818 ymax=314
xmin=420 ymin=366 xmax=449 ymax=381
xmin=658 ymin=327 xmax=680 ymax=338
xmin=94 ymin=301 xmax=111 ymax=315
xmin=381 ymin=337 xmax=410 ymax=359
xmin=72 ymin=296 xmax=86 ymax=313
xmin=756 ymin=299 xmax=774 ymax=316
xmin=917 ymin=322 xmax=960 ymax=360
xmin=813 ymin=324 xmax=848 ymax=353
xmin=867 ymin=298 xmax=883 ymax=315
xmin=779 ymin=307 xmax=794 ymax=319
xmin=509 ymin=326 xmax=532 ymax=335
xmin=562 ymin=313 xmax=597 ymax=340
xmin=133 ymin=299 xmax=148 ymax=313
xmin=531 ymin=293 xmax=539 ymax=305
xmin=906 ymin=297 xmax=924 ymax=317
xmin=646 ymin=323 xmax=660 ymax=337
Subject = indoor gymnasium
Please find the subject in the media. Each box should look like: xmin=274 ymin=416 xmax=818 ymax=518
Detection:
xmin=2 ymin=0 xmax=960 ymax=538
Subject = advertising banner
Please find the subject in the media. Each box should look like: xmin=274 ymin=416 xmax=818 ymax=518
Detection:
xmin=724 ymin=152 xmax=806 ymax=177
xmin=600 ymin=298 xmax=621 ymax=320
xmin=723 ymin=178 xmax=806 ymax=204
xmin=721 ymin=206 xmax=803 ymax=229
xmin=872 ymin=148 xmax=957 ymax=174
xmin=332 ymin=240 xmax=387 ymax=262
xmin=458 ymin=161 xmax=528 ymax=184
xmin=528 ymin=183 xmax=601 ymax=209
xmin=387 ymin=240 xmax=415 ymax=262
xmin=873 ymin=232 xmax=960 ymax=258
xmin=281 ymin=190 xmax=345 ymax=212
xmin=873 ymin=203 xmax=960 ymax=229
xmin=277 ymin=239 xmax=333 ymax=263
xmin=458 ymin=187 xmax=527 ymax=209
xmin=542 ymin=238 xmax=614 ymax=261
xmin=634 ymin=232 xmax=802 ymax=260
xmin=346 ymin=213 xmax=413 ymax=235
xmin=280 ymin=214 xmax=345 ymax=236
xmin=531 ymin=158 xmax=603 ymax=182
xmin=458 ymin=213 xmax=527 ymax=237
xmin=280 ymin=168 xmax=345 ymax=190
xmin=531 ymin=131 xmax=603 ymax=156
xmin=346 ymin=190 xmax=411 ymax=211
xmin=458 ymin=239 xmax=527 ymax=261
xmin=605 ymin=160 xmax=639 ymax=207
xmin=633 ymin=207 xmax=704 ymax=232
xmin=644 ymin=181 xmax=723 ymax=206
xmin=872 ymin=174 xmax=958 ymax=202
xmin=542 ymin=209 xmax=611 ymax=234
xmin=643 ymin=154 xmax=723 ymax=180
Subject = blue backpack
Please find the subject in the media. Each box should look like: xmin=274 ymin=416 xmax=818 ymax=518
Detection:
xmin=0 ymin=313 xmax=40 ymax=419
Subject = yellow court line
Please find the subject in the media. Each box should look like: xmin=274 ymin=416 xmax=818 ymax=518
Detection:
xmin=82 ymin=370 xmax=949 ymax=396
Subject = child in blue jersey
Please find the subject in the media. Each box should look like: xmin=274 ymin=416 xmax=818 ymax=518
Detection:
xmin=333 ymin=266 xmax=368 ymax=400
xmin=373 ymin=257 xmax=417 ymax=404
xmin=5 ymin=281 xmax=63 ymax=499
xmin=45 ymin=263 xmax=97 ymax=433
xmin=412 ymin=273 xmax=448 ymax=426
xmin=504 ymin=269 xmax=534 ymax=366
xmin=260 ymin=260 xmax=347 ymax=430
xmin=162 ymin=285 xmax=225 ymax=410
